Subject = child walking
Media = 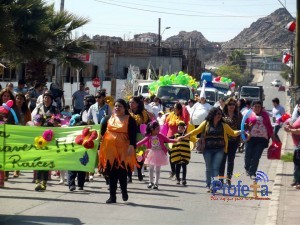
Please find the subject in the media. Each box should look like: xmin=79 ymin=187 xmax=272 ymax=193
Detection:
xmin=170 ymin=121 xmax=191 ymax=186
xmin=137 ymin=121 xmax=177 ymax=189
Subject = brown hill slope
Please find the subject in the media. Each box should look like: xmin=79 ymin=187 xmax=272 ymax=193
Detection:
xmin=222 ymin=8 xmax=295 ymax=49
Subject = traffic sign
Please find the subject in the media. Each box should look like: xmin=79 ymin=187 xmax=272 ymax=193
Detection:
xmin=92 ymin=77 xmax=100 ymax=88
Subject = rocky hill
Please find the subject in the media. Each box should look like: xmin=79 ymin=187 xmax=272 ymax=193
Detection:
xmin=82 ymin=8 xmax=295 ymax=53
xmin=222 ymin=8 xmax=295 ymax=49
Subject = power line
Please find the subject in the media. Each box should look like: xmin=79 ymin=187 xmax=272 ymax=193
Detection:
xmin=276 ymin=0 xmax=294 ymax=17
xmin=107 ymin=0 xmax=267 ymax=17
xmin=94 ymin=0 xmax=267 ymax=18
xmin=136 ymin=0 xmax=278 ymax=7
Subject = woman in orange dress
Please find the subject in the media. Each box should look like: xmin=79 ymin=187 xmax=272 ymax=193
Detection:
xmin=99 ymin=99 xmax=137 ymax=204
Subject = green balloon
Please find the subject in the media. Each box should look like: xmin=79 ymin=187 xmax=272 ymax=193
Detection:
xmin=178 ymin=71 xmax=184 ymax=76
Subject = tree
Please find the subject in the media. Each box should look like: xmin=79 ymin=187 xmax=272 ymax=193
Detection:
xmin=0 ymin=0 xmax=15 ymax=50
xmin=215 ymin=65 xmax=249 ymax=87
xmin=0 ymin=0 xmax=52 ymax=64
xmin=228 ymin=50 xmax=247 ymax=73
xmin=0 ymin=0 xmax=94 ymax=83
xmin=280 ymin=64 xmax=292 ymax=82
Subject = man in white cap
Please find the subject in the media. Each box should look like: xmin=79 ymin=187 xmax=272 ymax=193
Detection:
xmin=190 ymin=81 xmax=212 ymax=153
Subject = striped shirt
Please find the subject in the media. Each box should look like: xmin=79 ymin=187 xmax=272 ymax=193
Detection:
xmin=170 ymin=133 xmax=191 ymax=164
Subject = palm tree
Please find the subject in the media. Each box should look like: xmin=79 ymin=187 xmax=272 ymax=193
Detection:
xmin=0 ymin=0 xmax=15 ymax=51
xmin=47 ymin=11 xmax=94 ymax=69
xmin=228 ymin=50 xmax=247 ymax=73
xmin=25 ymin=10 xmax=94 ymax=82
xmin=0 ymin=0 xmax=94 ymax=83
xmin=0 ymin=0 xmax=52 ymax=64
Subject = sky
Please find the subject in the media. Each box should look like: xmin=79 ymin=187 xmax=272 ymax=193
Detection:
xmin=46 ymin=0 xmax=296 ymax=42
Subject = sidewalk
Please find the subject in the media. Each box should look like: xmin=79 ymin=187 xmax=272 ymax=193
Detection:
xmin=276 ymin=132 xmax=300 ymax=225
xmin=252 ymin=70 xmax=300 ymax=224
xmin=266 ymin=96 xmax=300 ymax=225
xmin=252 ymin=69 xmax=264 ymax=84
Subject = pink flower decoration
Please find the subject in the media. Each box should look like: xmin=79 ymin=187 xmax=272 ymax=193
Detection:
xmin=42 ymin=129 xmax=54 ymax=142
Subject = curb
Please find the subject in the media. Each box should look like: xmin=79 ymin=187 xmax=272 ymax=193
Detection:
xmin=265 ymin=155 xmax=284 ymax=225
xmin=265 ymin=92 xmax=290 ymax=225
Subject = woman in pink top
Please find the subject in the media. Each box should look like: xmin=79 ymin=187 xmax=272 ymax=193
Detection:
xmin=244 ymin=100 xmax=273 ymax=179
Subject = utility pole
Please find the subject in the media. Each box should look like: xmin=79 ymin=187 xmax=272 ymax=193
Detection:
xmin=55 ymin=0 xmax=64 ymax=85
xmin=290 ymin=39 xmax=294 ymax=86
xmin=294 ymin=1 xmax=300 ymax=86
xmin=60 ymin=0 xmax=64 ymax=11
xmin=250 ymin=44 xmax=253 ymax=76
xmin=158 ymin=18 xmax=161 ymax=56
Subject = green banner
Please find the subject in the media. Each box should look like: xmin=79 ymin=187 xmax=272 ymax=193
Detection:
xmin=0 ymin=125 xmax=100 ymax=172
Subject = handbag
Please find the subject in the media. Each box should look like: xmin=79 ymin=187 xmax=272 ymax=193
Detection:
xmin=267 ymin=140 xmax=282 ymax=160
xmin=293 ymin=147 xmax=300 ymax=166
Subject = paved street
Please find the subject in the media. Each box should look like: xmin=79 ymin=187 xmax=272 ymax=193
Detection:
xmin=0 ymin=148 xmax=279 ymax=225
xmin=0 ymin=70 xmax=292 ymax=225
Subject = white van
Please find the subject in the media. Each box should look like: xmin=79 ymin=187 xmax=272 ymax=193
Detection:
xmin=156 ymin=85 xmax=193 ymax=108
xmin=132 ymin=80 xmax=153 ymax=98
xmin=135 ymin=83 xmax=150 ymax=98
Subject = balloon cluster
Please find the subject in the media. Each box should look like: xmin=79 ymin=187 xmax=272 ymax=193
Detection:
xmin=276 ymin=113 xmax=291 ymax=125
xmin=148 ymin=71 xmax=199 ymax=94
xmin=0 ymin=100 xmax=19 ymax=124
xmin=213 ymin=76 xmax=236 ymax=90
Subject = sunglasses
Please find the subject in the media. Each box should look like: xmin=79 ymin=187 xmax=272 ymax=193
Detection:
xmin=95 ymin=96 xmax=102 ymax=98
xmin=228 ymin=103 xmax=236 ymax=106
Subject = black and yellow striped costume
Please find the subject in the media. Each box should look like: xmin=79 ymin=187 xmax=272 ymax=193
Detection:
xmin=170 ymin=133 xmax=191 ymax=164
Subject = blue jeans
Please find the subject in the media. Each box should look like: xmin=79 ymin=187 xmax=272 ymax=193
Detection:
xmin=203 ymin=148 xmax=224 ymax=188
xmin=244 ymin=137 xmax=268 ymax=176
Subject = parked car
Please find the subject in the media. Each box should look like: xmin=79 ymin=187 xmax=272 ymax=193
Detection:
xmin=271 ymin=79 xmax=282 ymax=87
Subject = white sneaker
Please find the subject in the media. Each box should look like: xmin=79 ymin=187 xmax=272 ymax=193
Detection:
xmin=58 ymin=180 xmax=64 ymax=184
xmin=89 ymin=175 xmax=94 ymax=181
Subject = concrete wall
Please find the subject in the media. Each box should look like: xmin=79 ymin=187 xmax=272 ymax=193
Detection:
xmin=112 ymin=56 xmax=182 ymax=79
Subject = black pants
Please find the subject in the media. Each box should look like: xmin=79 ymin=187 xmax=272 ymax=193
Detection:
xmin=109 ymin=167 xmax=128 ymax=200
xmin=244 ymin=137 xmax=268 ymax=176
xmin=175 ymin=163 xmax=187 ymax=180
xmin=169 ymin=150 xmax=176 ymax=175
xmin=73 ymin=108 xmax=82 ymax=114
xmin=68 ymin=171 xmax=86 ymax=188
xmin=136 ymin=161 xmax=144 ymax=180
xmin=128 ymin=160 xmax=143 ymax=181
xmin=219 ymin=140 xmax=239 ymax=179
xmin=36 ymin=170 xmax=49 ymax=181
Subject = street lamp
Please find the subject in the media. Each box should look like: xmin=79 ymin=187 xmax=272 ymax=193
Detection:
xmin=160 ymin=27 xmax=171 ymax=46
xmin=158 ymin=26 xmax=171 ymax=56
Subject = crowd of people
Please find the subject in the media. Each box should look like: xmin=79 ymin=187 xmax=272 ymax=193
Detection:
xmin=1 ymin=79 xmax=300 ymax=204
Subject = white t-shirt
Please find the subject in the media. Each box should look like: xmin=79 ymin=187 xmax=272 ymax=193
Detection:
xmin=190 ymin=102 xmax=212 ymax=125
